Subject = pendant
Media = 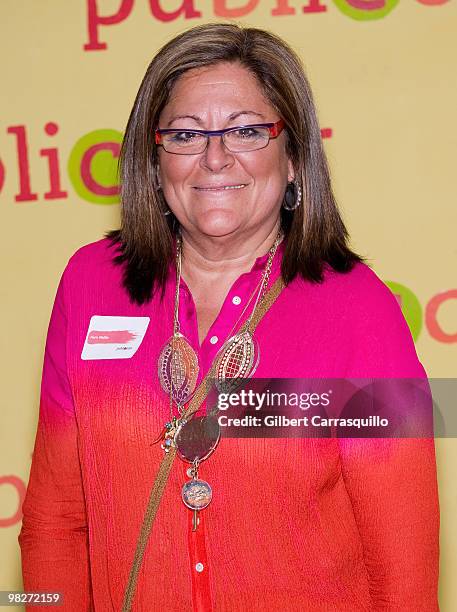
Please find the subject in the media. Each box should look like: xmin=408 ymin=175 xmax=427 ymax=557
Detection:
xmin=176 ymin=423 xmax=219 ymax=530
xmin=182 ymin=478 xmax=213 ymax=510
xmin=215 ymin=330 xmax=260 ymax=393
xmin=174 ymin=415 xmax=220 ymax=463
xmin=156 ymin=416 xmax=187 ymax=452
xmin=158 ymin=332 xmax=199 ymax=405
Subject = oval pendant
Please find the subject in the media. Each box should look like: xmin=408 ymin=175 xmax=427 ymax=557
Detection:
xmin=174 ymin=415 xmax=220 ymax=463
xmin=182 ymin=479 xmax=213 ymax=510
xmin=215 ymin=330 xmax=259 ymax=393
xmin=158 ymin=333 xmax=199 ymax=404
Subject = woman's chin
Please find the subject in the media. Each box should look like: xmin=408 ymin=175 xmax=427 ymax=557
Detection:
xmin=192 ymin=212 xmax=243 ymax=238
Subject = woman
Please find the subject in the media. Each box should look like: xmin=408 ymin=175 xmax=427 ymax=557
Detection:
xmin=19 ymin=23 xmax=439 ymax=611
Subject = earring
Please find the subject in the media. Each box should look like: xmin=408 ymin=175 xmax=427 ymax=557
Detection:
xmin=153 ymin=164 xmax=162 ymax=189
xmin=153 ymin=164 xmax=170 ymax=215
xmin=159 ymin=194 xmax=172 ymax=216
xmin=283 ymin=180 xmax=302 ymax=211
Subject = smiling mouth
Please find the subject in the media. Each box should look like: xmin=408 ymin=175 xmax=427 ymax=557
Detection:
xmin=194 ymin=184 xmax=248 ymax=191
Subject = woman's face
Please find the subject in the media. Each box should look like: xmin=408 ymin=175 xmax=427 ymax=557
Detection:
xmin=156 ymin=62 xmax=294 ymax=241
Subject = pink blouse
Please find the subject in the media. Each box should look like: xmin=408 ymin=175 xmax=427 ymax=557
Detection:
xmin=18 ymin=237 xmax=440 ymax=611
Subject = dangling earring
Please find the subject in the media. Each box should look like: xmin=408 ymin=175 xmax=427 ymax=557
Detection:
xmin=283 ymin=180 xmax=302 ymax=211
xmin=154 ymin=165 xmax=172 ymax=216
xmin=158 ymin=189 xmax=171 ymax=216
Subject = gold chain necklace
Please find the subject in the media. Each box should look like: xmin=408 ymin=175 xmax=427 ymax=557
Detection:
xmin=155 ymin=229 xmax=283 ymax=452
xmin=152 ymin=230 xmax=283 ymax=530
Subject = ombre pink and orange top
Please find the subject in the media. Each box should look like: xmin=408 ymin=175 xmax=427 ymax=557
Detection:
xmin=19 ymin=237 xmax=440 ymax=611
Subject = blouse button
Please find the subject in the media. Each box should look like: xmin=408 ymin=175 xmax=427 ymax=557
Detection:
xmin=195 ymin=562 xmax=204 ymax=572
xmin=210 ymin=336 xmax=219 ymax=344
xmin=232 ymin=296 xmax=241 ymax=305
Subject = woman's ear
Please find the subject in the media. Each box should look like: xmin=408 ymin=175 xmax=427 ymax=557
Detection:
xmin=287 ymin=158 xmax=295 ymax=183
xmin=154 ymin=164 xmax=162 ymax=189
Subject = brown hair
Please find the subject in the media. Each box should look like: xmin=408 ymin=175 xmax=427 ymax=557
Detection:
xmin=106 ymin=22 xmax=365 ymax=304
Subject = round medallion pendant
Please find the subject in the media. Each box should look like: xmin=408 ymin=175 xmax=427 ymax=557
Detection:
xmin=182 ymin=479 xmax=213 ymax=510
xmin=174 ymin=415 xmax=220 ymax=463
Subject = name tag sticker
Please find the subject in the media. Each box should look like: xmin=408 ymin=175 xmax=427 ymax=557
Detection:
xmin=81 ymin=315 xmax=150 ymax=360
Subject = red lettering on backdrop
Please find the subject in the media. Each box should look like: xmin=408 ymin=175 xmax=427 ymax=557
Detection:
xmin=0 ymin=475 xmax=26 ymax=527
xmin=80 ymin=142 xmax=120 ymax=196
xmin=214 ymin=0 xmax=259 ymax=17
xmin=271 ymin=0 xmax=296 ymax=15
xmin=84 ymin=0 xmax=134 ymax=51
xmin=417 ymin=0 xmax=449 ymax=4
xmin=7 ymin=125 xmax=38 ymax=203
xmin=0 ymin=158 xmax=5 ymax=194
xmin=426 ymin=290 xmax=457 ymax=343
xmin=302 ymin=0 xmax=327 ymax=13
xmin=149 ymin=0 xmax=202 ymax=21
xmin=40 ymin=122 xmax=68 ymax=200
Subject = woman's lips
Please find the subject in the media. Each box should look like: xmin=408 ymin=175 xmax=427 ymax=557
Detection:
xmin=193 ymin=184 xmax=247 ymax=191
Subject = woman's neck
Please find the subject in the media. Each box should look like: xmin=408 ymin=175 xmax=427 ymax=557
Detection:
xmin=179 ymin=220 xmax=281 ymax=288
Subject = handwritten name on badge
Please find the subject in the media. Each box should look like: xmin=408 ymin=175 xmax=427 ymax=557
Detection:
xmin=81 ymin=316 xmax=150 ymax=360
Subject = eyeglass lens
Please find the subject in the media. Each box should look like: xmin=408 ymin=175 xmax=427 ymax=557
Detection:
xmin=162 ymin=127 xmax=270 ymax=154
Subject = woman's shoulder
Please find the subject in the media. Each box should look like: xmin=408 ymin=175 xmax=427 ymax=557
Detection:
xmin=60 ymin=236 xmax=123 ymax=296
xmin=322 ymin=259 xmax=388 ymax=289
xmin=322 ymin=261 xmax=425 ymax=376
xmin=319 ymin=261 xmax=417 ymax=348
xmin=66 ymin=236 xmax=120 ymax=271
xmin=310 ymin=260 xmax=402 ymax=316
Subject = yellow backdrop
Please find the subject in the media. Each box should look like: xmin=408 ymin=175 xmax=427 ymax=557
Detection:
xmin=1 ymin=0 xmax=455 ymax=608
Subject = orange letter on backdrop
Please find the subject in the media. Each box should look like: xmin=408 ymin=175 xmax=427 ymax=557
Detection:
xmin=84 ymin=0 xmax=134 ymax=51
xmin=214 ymin=0 xmax=259 ymax=17
xmin=426 ymin=290 xmax=457 ymax=343
xmin=0 ymin=475 xmax=26 ymax=527
xmin=149 ymin=0 xmax=202 ymax=21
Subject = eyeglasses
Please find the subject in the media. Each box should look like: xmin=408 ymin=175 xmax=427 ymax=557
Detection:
xmin=155 ymin=119 xmax=285 ymax=155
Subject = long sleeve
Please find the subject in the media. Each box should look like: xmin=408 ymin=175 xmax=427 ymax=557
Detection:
xmin=337 ymin=268 xmax=440 ymax=610
xmin=18 ymin=267 xmax=93 ymax=611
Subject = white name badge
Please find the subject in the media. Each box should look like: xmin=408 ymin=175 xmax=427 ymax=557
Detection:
xmin=81 ymin=315 xmax=150 ymax=360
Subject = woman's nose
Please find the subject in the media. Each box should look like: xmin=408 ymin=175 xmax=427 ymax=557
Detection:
xmin=200 ymin=135 xmax=234 ymax=172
